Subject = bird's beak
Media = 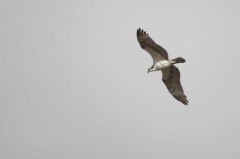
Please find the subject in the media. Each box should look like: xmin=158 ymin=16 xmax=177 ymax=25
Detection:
xmin=147 ymin=69 xmax=150 ymax=74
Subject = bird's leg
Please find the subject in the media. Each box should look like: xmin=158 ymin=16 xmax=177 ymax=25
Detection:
xmin=147 ymin=65 xmax=154 ymax=73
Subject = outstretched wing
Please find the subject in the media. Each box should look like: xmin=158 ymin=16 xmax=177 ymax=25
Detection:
xmin=162 ymin=65 xmax=189 ymax=105
xmin=137 ymin=28 xmax=168 ymax=64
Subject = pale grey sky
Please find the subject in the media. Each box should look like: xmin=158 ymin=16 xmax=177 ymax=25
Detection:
xmin=1 ymin=0 xmax=240 ymax=159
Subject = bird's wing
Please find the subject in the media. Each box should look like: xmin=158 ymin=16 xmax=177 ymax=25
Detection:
xmin=137 ymin=28 xmax=168 ymax=63
xmin=162 ymin=65 xmax=189 ymax=105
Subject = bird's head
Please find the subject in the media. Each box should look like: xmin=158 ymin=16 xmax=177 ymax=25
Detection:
xmin=147 ymin=68 xmax=154 ymax=74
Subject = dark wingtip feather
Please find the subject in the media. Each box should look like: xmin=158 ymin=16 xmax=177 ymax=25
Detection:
xmin=183 ymin=97 xmax=189 ymax=105
xmin=136 ymin=28 xmax=141 ymax=37
xmin=136 ymin=28 xmax=148 ymax=38
xmin=176 ymin=95 xmax=189 ymax=105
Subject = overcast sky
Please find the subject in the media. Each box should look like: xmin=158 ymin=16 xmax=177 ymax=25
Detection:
xmin=1 ymin=0 xmax=240 ymax=159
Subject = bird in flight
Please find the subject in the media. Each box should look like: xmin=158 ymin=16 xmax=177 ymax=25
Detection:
xmin=136 ymin=28 xmax=189 ymax=105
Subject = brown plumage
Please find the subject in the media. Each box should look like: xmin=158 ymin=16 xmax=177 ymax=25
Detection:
xmin=136 ymin=28 xmax=189 ymax=105
xmin=137 ymin=28 xmax=168 ymax=63
xmin=162 ymin=66 xmax=188 ymax=105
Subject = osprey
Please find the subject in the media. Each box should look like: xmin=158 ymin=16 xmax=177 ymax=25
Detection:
xmin=137 ymin=28 xmax=189 ymax=105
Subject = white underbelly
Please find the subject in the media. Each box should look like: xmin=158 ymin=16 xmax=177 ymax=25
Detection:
xmin=155 ymin=60 xmax=171 ymax=69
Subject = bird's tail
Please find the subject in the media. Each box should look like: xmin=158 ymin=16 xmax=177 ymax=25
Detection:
xmin=171 ymin=57 xmax=186 ymax=64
